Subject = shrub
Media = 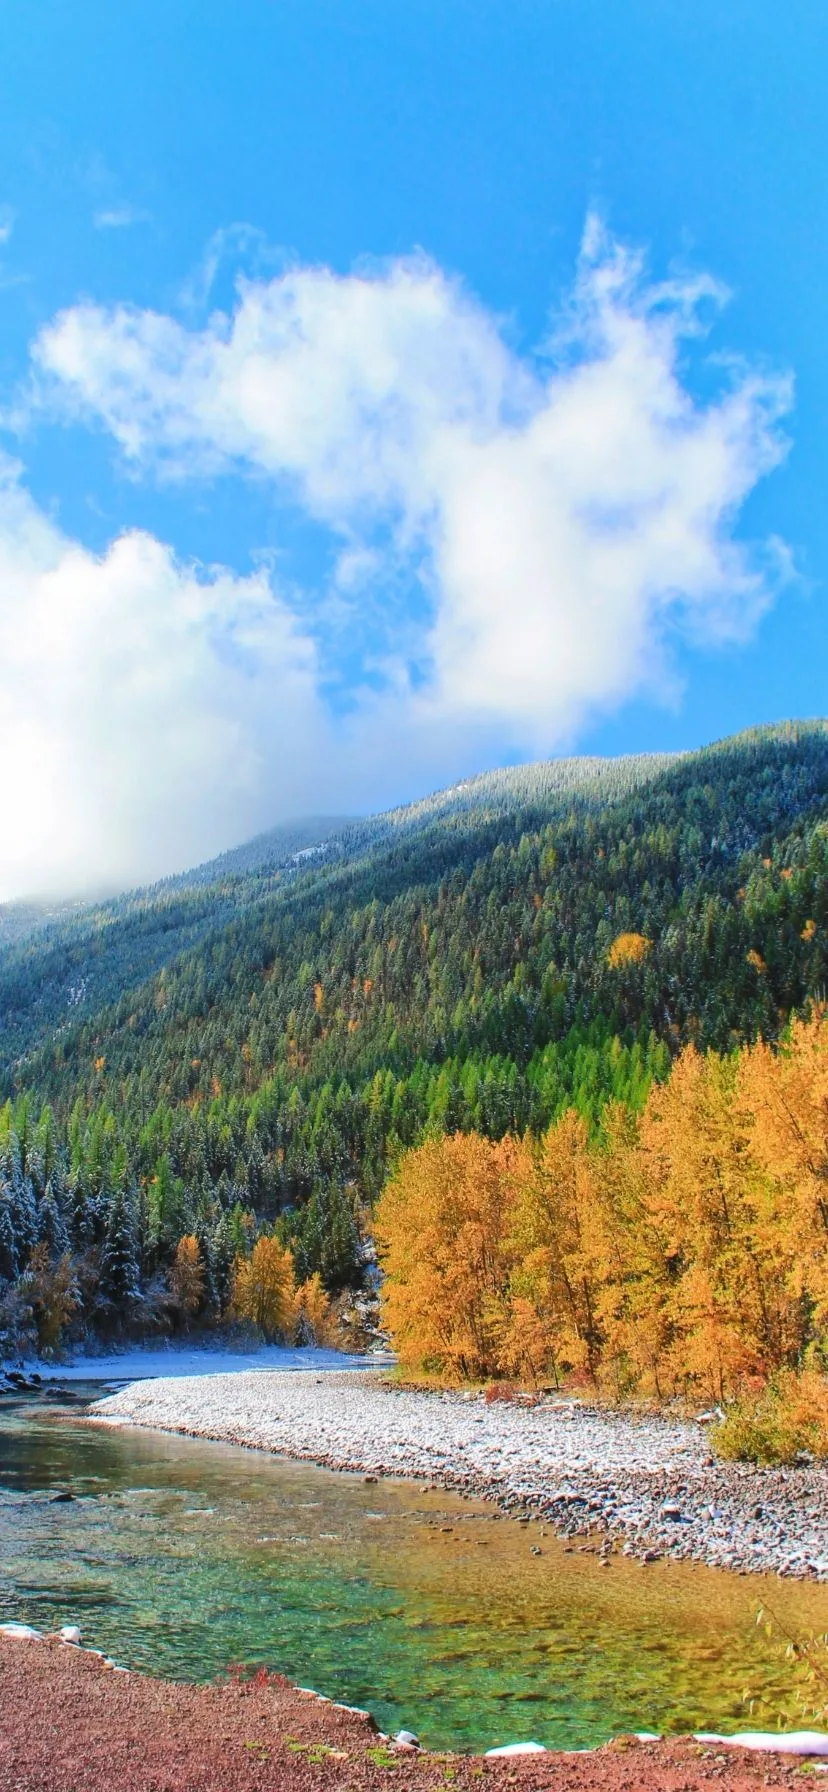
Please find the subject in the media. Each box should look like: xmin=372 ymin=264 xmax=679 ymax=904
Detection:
xmin=713 ymin=1370 xmax=828 ymax=1465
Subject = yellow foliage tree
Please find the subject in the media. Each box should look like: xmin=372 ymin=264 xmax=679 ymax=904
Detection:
xmin=376 ymin=1132 xmax=529 ymax=1380
xmin=506 ymin=1111 xmax=606 ymax=1385
xmin=295 ymin=1272 xmax=337 ymax=1347
xmin=170 ymin=1234 xmax=205 ymax=1318
xmin=21 ymin=1245 xmax=78 ymax=1356
xmin=230 ymin=1236 xmax=296 ymax=1341
xmin=377 ymin=1014 xmax=828 ymax=1404
xmin=607 ymin=932 xmax=652 ymax=968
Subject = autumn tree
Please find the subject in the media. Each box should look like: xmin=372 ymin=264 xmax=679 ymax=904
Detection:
xmin=736 ymin=1011 xmax=828 ymax=1345
xmin=377 ymin=1018 xmax=828 ymax=1402
xmin=20 ymin=1244 xmax=78 ymax=1356
xmin=295 ymin=1272 xmax=337 ymax=1347
xmin=607 ymin=932 xmax=652 ymax=968
xmin=169 ymin=1234 xmax=205 ymax=1321
xmin=505 ymin=1111 xmax=606 ymax=1386
xmin=230 ymin=1236 xmax=296 ymax=1341
xmin=376 ymin=1132 xmax=529 ymax=1380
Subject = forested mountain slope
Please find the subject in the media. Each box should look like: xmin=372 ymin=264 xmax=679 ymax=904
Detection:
xmin=1 ymin=721 xmax=827 ymax=1352
xmin=0 ymin=754 xmax=674 ymax=1069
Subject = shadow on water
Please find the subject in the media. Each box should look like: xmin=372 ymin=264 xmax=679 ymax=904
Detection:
xmin=0 ymin=1390 xmax=824 ymax=1752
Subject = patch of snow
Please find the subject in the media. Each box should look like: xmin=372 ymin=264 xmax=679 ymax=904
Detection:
xmin=485 ymin=1742 xmax=547 ymax=1757
xmin=696 ymin=1732 xmax=828 ymax=1756
xmin=19 ymin=1343 xmax=392 ymax=1383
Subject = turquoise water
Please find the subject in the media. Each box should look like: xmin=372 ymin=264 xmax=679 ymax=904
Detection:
xmin=0 ymin=1392 xmax=820 ymax=1753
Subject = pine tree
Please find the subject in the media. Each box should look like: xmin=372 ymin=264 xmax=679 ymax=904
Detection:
xmin=0 ymin=1195 xmax=18 ymax=1284
xmin=98 ymin=1191 xmax=142 ymax=1320
xmin=37 ymin=1187 xmax=70 ymax=1261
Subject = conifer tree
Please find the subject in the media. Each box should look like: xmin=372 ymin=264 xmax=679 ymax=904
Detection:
xmin=98 ymin=1191 xmax=142 ymax=1320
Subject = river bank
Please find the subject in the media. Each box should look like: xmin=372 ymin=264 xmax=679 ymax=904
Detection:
xmin=5 ymin=1341 xmax=390 ymax=1384
xmin=0 ymin=1633 xmax=812 ymax=1792
xmin=89 ymin=1369 xmax=828 ymax=1579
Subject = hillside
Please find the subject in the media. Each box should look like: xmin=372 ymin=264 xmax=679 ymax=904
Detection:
xmin=1 ymin=721 xmax=827 ymax=1351
xmin=0 ymin=754 xmax=675 ymax=1070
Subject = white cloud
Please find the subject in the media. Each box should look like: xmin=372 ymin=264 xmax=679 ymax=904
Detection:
xmin=0 ymin=204 xmax=15 ymax=246
xmin=93 ymin=204 xmax=151 ymax=230
xmin=11 ymin=222 xmax=794 ymax=895
xmin=0 ymin=460 xmax=327 ymax=899
xmin=36 ymin=225 xmax=791 ymax=736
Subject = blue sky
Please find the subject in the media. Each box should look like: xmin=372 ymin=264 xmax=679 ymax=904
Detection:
xmin=0 ymin=0 xmax=825 ymax=893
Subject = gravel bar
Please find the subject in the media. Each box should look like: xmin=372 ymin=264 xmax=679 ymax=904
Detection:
xmin=90 ymin=1370 xmax=828 ymax=1579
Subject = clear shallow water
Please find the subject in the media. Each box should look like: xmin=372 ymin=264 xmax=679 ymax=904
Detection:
xmin=0 ymin=1392 xmax=824 ymax=1753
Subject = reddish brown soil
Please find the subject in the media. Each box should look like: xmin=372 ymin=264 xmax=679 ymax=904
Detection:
xmin=0 ymin=1637 xmax=809 ymax=1792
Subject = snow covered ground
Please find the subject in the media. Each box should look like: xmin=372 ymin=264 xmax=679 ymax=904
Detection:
xmin=16 ymin=1343 xmax=392 ymax=1383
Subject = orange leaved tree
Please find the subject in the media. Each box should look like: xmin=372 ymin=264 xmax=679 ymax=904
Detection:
xmin=230 ymin=1236 xmax=296 ymax=1341
xmin=376 ymin=1131 xmax=529 ymax=1380
xmin=295 ymin=1272 xmax=337 ymax=1347
xmin=170 ymin=1234 xmax=205 ymax=1320
xmin=505 ymin=1110 xmax=607 ymax=1386
xmin=376 ymin=1015 xmax=828 ymax=1403
xmin=607 ymin=932 xmax=652 ymax=969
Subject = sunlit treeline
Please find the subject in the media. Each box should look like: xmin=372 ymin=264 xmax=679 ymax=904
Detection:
xmin=377 ymin=1013 xmax=828 ymax=1401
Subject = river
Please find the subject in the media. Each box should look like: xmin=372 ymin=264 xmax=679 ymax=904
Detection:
xmin=1 ymin=1387 xmax=825 ymax=1753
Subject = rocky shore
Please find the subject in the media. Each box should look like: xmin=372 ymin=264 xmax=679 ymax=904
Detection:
xmin=90 ymin=1370 xmax=828 ymax=1579
xmin=0 ymin=1632 xmax=815 ymax=1792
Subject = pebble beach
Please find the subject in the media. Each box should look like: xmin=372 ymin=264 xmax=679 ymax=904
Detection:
xmin=89 ymin=1369 xmax=828 ymax=1580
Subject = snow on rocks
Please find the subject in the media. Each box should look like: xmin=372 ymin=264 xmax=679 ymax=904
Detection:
xmin=89 ymin=1370 xmax=828 ymax=1580
xmin=485 ymin=1742 xmax=548 ymax=1756
xmin=696 ymin=1732 xmax=828 ymax=1756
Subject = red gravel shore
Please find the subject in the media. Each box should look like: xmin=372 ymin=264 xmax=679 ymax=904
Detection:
xmin=0 ymin=1636 xmax=809 ymax=1792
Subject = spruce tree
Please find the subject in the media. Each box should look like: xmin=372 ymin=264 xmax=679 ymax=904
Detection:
xmin=37 ymin=1187 xmax=70 ymax=1261
xmin=0 ymin=1195 xmax=18 ymax=1284
xmin=98 ymin=1191 xmax=142 ymax=1320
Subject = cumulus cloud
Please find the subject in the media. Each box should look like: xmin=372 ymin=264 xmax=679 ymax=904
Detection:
xmin=0 ymin=460 xmax=326 ymax=899
xmin=11 ymin=222 xmax=793 ymax=896
xmin=36 ymin=226 xmax=791 ymax=736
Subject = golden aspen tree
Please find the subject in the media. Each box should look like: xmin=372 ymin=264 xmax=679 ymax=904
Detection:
xmin=295 ymin=1272 xmax=337 ymax=1346
xmin=607 ymin=932 xmax=652 ymax=968
xmin=169 ymin=1234 xmax=205 ymax=1317
xmin=634 ymin=1046 xmax=802 ymax=1399
xmin=584 ymin=1099 xmax=675 ymax=1399
xmin=376 ymin=1132 xmax=526 ymax=1379
xmin=737 ymin=1012 xmax=828 ymax=1341
xmin=506 ymin=1111 xmax=605 ymax=1385
xmin=21 ymin=1245 xmax=78 ymax=1356
xmin=230 ymin=1236 xmax=296 ymax=1340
